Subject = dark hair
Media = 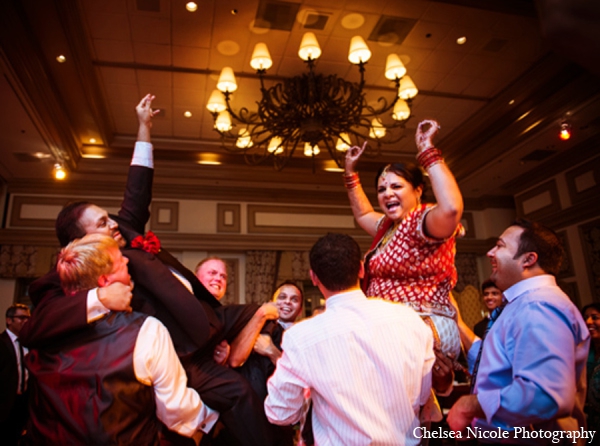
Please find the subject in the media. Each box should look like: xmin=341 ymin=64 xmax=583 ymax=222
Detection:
xmin=6 ymin=303 xmax=30 ymax=322
xmin=375 ymin=162 xmax=426 ymax=195
xmin=481 ymin=279 xmax=499 ymax=293
xmin=511 ymin=219 xmax=564 ymax=276
xmin=309 ymin=233 xmax=361 ymax=292
xmin=273 ymin=280 xmax=304 ymax=304
xmin=582 ymin=303 xmax=600 ymax=317
xmin=56 ymin=201 xmax=92 ymax=247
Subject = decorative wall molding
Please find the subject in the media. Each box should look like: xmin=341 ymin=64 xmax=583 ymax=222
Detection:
xmin=150 ymin=201 xmax=179 ymax=231
xmin=9 ymin=195 xmax=121 ymax=229
xmin=565 ymin=158 xmax=600 ymax=205
xmin=247 ymin=205 xmax=363 ymax=236
xmin=217 ymin=204 xmax=241 ymax=233
xmin=515 ymin=180 xmax=561 ymax=221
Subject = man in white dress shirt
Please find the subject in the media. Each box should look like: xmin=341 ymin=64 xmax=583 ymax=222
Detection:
xmin=24 ymin=234 xmax=219 ymax=445
xmin=265 ymin=233 xmax=435 ymax=446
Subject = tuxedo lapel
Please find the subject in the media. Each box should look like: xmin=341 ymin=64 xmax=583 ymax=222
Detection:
xmin=154 ymin=248 xmax=222 ymax=309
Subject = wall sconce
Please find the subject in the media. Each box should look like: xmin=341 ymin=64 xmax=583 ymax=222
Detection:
xmin=54 ymin=163 xmax=66 ymax=180
xmin=559 ymin=122 xmax=571 ymax=141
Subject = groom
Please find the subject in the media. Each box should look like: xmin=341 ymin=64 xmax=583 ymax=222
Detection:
xmin=20 ymin=94 xmax=276 ymax=446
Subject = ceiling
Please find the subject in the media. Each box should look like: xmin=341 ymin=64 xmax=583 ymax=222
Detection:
xmin=0 ymin=0 xmax=599 ymax=205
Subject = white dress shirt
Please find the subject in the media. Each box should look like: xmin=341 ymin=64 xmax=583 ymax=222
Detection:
xmin=133 ymin=316 xmax=218 ymax=436
xmin=7 ymin=328 xmax=28 ymax=394
xmin=265 ymin=289 xmax=434 ymax=446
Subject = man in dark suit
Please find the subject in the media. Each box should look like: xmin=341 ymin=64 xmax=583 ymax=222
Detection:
xmin=472 ymin=280 xmax=503 ymax=339
xmin=0 ymin=303 xmax=31 ymax=445
xmin=19 ymin=94 xmax=277 ymax=446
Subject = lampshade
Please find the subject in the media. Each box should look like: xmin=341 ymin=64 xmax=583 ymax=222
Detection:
xmin=385 ymin=54 xmax=407 ymax=80
xmin=217 ymin=67 xmax=237 ymax=93
xmin=206 ymin=89 xmax=227 ymax=113
xmin=268 ymin=136 xmax=283 ymax=154
xmin=392 ymin=99 xmax=411 ymax=121
xmin=298 ymin=32 xmax=321 ymax=61
xmin=236 ymin=128 xmax=253 ymax=148
xmin=215 ymin=111 xmax=232 ymax=132
xmin=369 ymin=118 xmax=386 ymax=139
xmin=304 ymin=143 xmax=320 ymax=156
xmin=250 ymin=43 xmax=273 ymax=70
xmin=336 ymin=133 xmax=351 ymax=151
xmin=398 ymin=75 xmax=418 ymax=100
xmin=348 ymin=36 xmax=371 ymax=64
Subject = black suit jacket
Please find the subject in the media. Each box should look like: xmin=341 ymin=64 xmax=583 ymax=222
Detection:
xmin=0 ymin=330 xmax=19 ymax=421
xmin=21 ymin=164 xmax=222 ymax=355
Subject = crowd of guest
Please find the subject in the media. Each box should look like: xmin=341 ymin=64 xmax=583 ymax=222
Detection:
xmin=0 ymin=94 xmax=596 ymax=445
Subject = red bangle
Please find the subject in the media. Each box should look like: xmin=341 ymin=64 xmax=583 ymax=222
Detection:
xmin=417 ymin=147 xmax=443 ymax=170
xmin=344 ymin=172 xmax=361 ymax=189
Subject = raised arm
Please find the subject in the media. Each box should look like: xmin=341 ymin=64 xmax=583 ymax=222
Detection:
xmin=344 ymin=142 xmax=384 ymax=237
xmin=415 ymin=120 xmax=463 ymax=239
xmin=118 ymin=94 xmax=160 ymax=233
xmin=227 ymin=303 xmax=279 ymax=368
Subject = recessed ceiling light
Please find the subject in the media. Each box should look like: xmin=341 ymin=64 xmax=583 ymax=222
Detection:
xmin=508 ymin=99 xmax=515 ymax=105
xmin=184 ymin=111 xmax=192 ymax=118
xmin=56 ymin=55 xmax=66 ymax=63
xmin=186 ymin=2 xmax=197 ymax=12
xmin=517 ymin=110 xmax=531 ymax=121
xmin=456 ymin=36 xmax=467 ymax=45
xmin=89 ymin=138 xmax=96 ymax=143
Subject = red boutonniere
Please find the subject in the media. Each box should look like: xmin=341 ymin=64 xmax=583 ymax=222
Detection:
xmin=131 ymin=231 xmax=161 ymax=254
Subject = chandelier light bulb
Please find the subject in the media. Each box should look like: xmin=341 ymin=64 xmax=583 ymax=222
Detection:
xmin=336 ymin=133 xmax=351 ymax=151
xmin=54 ymin=163 xmax=66 ymax=180
xmin=392 ymin=99 xmax=411 ymax=121
xmin=559 ymin=122 xmax=572 ymax=140
xmin=268 ymin=136 xmax=283 ymax=154
xmin=215 ymin=111 xmax=232 ymax=132
xmin=207 ymin=90 xmax=227 ymax=113
xmin=385 ymin=54 xmax=407 ymax=80
xmin=250 ymin=43 xmax=273 ymax=70
xmin=304 ymin=143 xmax=320 ymax=156
xmin=398 ymin=75 xmax=418 ymax=100
xmin=236 ymin=129 xmax=254 ymax=148
xmin=217 ymin=67 xmax=237 ymax=93
xmin=348 ymin=36 xmax=371 ymax=64
xmin=369 ymin=118 xmax=386 ymax=139
xmin=298 ymin=32 xmax=322 ymax=61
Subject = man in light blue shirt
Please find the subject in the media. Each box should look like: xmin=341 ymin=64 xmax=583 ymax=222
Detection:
xmin=448 ymin=219 xmax=589 ymax=444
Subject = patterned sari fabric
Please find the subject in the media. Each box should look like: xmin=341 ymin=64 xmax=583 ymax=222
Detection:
xmin=365 ymin=204 xmax=463 ymax=356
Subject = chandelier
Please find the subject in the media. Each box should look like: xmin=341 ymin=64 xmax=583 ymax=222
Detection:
xmin=206 ymin=32 xmax=418 ymax=170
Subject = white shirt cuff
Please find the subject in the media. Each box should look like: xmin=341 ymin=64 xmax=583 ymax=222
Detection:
xmin=87 ymin=289 xmax=110 ymax=323
xmin=131 ymin=141 xmax=153 ymax=168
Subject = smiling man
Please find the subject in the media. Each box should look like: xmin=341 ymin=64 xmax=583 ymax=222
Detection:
xmin=20 ymin=95 xmax=277 ymax=446
xmin=195 ymin=257 xmax=228 ymax=301
xmin=447 ymin=219 xmax=589 ymax=444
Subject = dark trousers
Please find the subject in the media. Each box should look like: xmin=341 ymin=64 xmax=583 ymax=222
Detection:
xmin=0 ymin=393 xmax=28 ymax=446
xmin=166 ymin=303 xmax=275 ymax=446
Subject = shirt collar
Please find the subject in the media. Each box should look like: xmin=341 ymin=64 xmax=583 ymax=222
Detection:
xmin=325 ymin=288 xmax=366 ymax=308
xmin=6 ymin=329 xmax=18 ymax=343
xmin=502 ymin=274 xmax=557 ymax=303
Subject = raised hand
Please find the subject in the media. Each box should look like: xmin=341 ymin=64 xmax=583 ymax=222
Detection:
xmin=136 ymin=94 xmax=159 ymax=142
xmin=344 ymin=141 xmax=368 ymax=174
xmin=136 ymin=93 xmax=160 ymax=126
xmin=415 ymin=119 xmax=440 ymax=153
